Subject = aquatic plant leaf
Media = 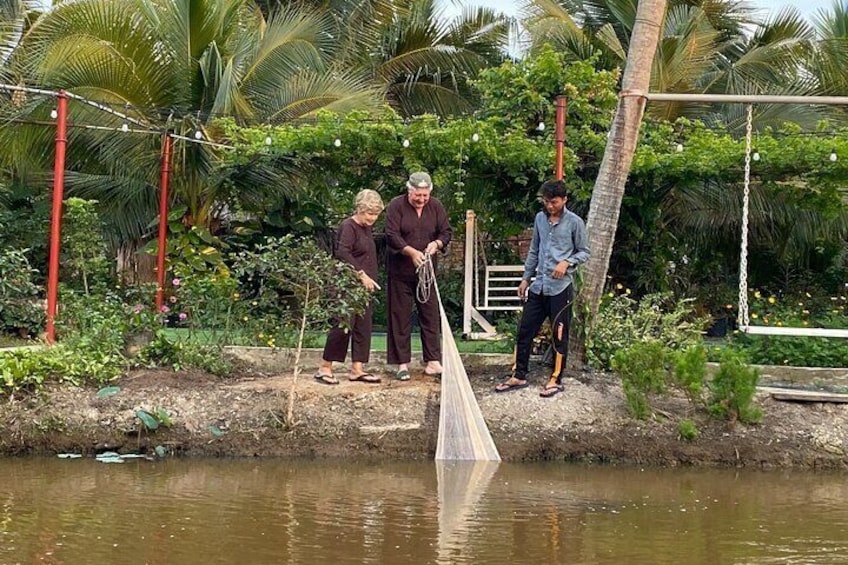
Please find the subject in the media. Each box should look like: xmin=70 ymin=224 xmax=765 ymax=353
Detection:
xmin=96 ymin=386 xmax=121 ymax=398
xmin=209 ymin=424 xmax=224 ymax=437
xmin=136 ymin=409 xmax=159 ymax=430
xmin=154 ymin=445 xmax=167 ymax=458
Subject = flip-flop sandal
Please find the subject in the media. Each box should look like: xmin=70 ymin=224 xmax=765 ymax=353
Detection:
xmin=395 ymin=369 xmax=411 ymax=381
xmin=313 ymin=372 xmax=339 ymax=385
xmin=494 ymin=378 xmax=529 ymax=393
xmin=349 ymin=373 xmax=381 ymax=383
xmin=540 ymin=384 xmax=564 ymax=398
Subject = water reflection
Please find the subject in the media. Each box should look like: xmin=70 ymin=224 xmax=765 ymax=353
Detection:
xmin=436 ymin=461 xmax=499 ymax=564
xmin=1 ymin=458 xmax=848 ymax=564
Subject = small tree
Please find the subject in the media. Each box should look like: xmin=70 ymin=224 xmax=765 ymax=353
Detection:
xmin=232 ymin=235 xmax=371 ymax=427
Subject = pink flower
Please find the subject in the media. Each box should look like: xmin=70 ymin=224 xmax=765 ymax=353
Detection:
xmin=178 ymin=312 xmax=188 ymax=321
xmin=169 ymin=295 xmax=178 ymax=303
xmin=160 ymin=305 xmax=170 ymax=313
xmin=172 ymin=278 xmax=181 ymax=286
xmin=132 ymin=304 xmax=144 ymax=314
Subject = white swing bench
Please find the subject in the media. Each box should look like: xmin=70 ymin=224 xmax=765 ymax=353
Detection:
xmin=649 ymin=93 xmax=848 ymax=340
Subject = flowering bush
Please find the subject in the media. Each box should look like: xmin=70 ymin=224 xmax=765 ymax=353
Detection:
xmin=587 ymin=289 xmax=710 ymax=371
xmin=719 ymin=287 xmax=848 ymax=367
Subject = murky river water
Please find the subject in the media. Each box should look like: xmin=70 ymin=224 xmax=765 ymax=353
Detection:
xmin=2 ymin=457 xmax=847 ymax=564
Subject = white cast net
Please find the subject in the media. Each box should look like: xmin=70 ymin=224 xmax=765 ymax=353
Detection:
xmin=428 ymin=260 xmax=500 ymax=461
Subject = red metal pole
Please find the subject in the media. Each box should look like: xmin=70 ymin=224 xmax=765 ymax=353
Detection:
xmin=45 ymin=91 xmax=69 ymax=345
xmin=155 ymin=133 xmax=173 ymax=311
xmin=555 ymin=95 xmax=567 ymax=180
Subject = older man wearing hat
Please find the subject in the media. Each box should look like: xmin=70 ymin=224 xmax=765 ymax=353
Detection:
xmin=384 ymin=171 xmax=452 ymax=381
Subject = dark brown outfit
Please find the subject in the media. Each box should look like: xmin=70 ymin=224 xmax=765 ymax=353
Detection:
xmin=322 ymin=218 xmax=378 ymax=364
xmin=384 ymin=195 xmax=452 ymax=365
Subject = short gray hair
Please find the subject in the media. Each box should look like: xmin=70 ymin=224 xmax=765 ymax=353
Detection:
xmin=406 ymin=171 xmax=432 ymax=191
xmin=355 ymin=189 xmax=384 ymax=213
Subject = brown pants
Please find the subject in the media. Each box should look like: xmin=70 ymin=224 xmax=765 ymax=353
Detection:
xmin=322 ymin=303 xmax=373 ymax=363
xmin=386 ymin=277 xmax=440 ymax=365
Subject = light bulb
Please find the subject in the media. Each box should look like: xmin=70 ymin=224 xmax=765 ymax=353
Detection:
xmin=676 ymin=143 xmax=683 ymax=153
xmin=50 ymin=109 xmax=58 ymax=119
xmin=194 ymin=130 xmax=203 ymax=140
xmin=536 ymin=121 xmax=546 ymax=131
xmin=121 ymin=123 xmax=129 ymax=133
xmin=334 ymin=138 xmax=341 ymax=147
xmin=264 ymin=136 xmax=272 ymax=146
xmin=471 ymin=132 xmax=480 ymax=142
xmin=752 ymin=151 xmax=760 ymax=161
xmin=830 ymin=150 xmax=838 ymax=162
xmin=402 ymin=139 xmax=410 ymax=148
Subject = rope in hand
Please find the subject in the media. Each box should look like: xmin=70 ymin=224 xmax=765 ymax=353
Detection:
xmin=416 ymin=252 xmax=436 ymax=303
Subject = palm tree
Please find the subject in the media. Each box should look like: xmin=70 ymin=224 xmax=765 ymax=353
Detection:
xmin=0 ymin=0 xmax=384 ymax=242
xmin=520 ymin=0 xmax=818 ymax=128
xmin=326 ymin=0 xmax=512 ymax=117
xmin=569 ymin=0 xmax=668 ymax=370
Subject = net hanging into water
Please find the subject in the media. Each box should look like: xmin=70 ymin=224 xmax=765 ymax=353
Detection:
xmin=430 ymin=268 xmax=500 ymax=461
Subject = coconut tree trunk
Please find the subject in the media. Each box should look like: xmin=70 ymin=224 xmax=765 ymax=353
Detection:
xmin=568 ymin=0 xmax=668 ymax=371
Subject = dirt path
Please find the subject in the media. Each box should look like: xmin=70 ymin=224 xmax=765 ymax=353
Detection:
xmin=1 ymin=349 xmax=847 ymax=468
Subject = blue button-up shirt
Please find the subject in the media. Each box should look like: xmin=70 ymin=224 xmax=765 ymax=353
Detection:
xmin=523 ymin=209 xmax=591 ymax=296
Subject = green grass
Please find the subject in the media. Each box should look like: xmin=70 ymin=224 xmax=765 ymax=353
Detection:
xmin=161 ymin=328 xmax=514 ymax=354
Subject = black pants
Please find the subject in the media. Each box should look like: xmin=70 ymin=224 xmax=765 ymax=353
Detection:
xmin=386 ymin=277 xmax=440 ymax=365
xmin=322 ymin=303 xmax=373 ymax=363
xmin=513 ymin=285 xmax=573 ymax=383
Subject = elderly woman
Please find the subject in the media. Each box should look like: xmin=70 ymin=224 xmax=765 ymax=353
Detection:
xmin=384 ymin=172 xmax=452 ymax=381
xmin=314 ymin=189 xmax=384 ymax=385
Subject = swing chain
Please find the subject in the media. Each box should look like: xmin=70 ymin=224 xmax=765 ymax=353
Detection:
xmin=738 ymin=104 xmax=753 ymax=328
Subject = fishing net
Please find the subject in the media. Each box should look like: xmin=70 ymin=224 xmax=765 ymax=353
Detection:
xmin=424 ymin=257 xmax=500 ymax=461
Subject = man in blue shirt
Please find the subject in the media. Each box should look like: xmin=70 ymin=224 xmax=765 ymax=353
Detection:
xmin=494 ymin=179 xmax=591 ymax=397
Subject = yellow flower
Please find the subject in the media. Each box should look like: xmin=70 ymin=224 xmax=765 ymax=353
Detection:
xmin=768 ymin=296 xmax=776 ymax=304
xmin=258 ymin=333 xmax=264 ymax=339
xmin=798 ymin=302 xmax=804 ymax=307
xmin=616 ymin=283 xmax=624 ymax=290
xmin=233 ymin=292 xmax=240 ymax=299
xmin=625 ymin=288 xmax=632 ymax=295
xmin=267 ymin=339 xmax=275 ymax=347
xmin=776 ymin=321 xmax=783 ymax=326
xmin=802 ymin=309 xmax=810 ymax=315
xmin=242 ymin=316 xmax=248 ymax=322
xmin=754 ymin=291 xmax=762 ymax=299
xmin=751 ymin=313 xmax=758 ymax=319
xmin=607 ymin=292 xmax=614 ymax=298
xmin=805 ymin=292 xmax=811 ymax=298
xmin=252 ymin=301 xmax=258 ymax=306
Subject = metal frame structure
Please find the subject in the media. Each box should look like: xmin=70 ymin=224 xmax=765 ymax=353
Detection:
xmin=646 ymin=92 xmax=848 ymax=339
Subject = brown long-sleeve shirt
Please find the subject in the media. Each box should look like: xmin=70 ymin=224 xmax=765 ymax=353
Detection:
xmin=385 ymin=195 xmax=452 ymax=282
xmin=336 ymin=217 xmax=378 ymax=279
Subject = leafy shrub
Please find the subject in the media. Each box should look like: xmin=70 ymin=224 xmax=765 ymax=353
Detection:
xmin=612 ymin=340 xmax=669 ymax=419
xmin=678 ymin=419 xmax=698 ymax=441
xmin=61 ymin=198 xmax=112 ymax=294
xmin=708 ymin=349 xmax=762 ymax=424
xmin=588 ymin=291 xmax=710 ymax=370
xmin=671 ymin=344 xmax=707 ymax=408
xmin=0 ymin=249 xmax=44 ymax=336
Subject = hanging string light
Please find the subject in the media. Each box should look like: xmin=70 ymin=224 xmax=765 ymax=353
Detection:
xmin=676 ymin=142 xmax=683 ymax=152
xmin=471 ymin=132 xmax=480 ymax=142
xmin=402 ymin=138 xmax=410 ymax=148
xmin=830 ymin=149 xmax=838 ymax=162
xmin=264 ymin=135 xmax=272 ymax=146
xmin=752 ymin=149 xmax=760 ymax=161
xmin=536 ymin=121 xmax=546 ymax=131
xmin=50 ymin=108 xmax=58 ymax=119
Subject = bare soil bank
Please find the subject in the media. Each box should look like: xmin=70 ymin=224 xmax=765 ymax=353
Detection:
xmin=2 ymin=348 xmax=848 ymax=468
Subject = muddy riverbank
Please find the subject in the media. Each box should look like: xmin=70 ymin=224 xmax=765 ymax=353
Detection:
xmin=2 ymin=347 xmax=847 ymax=468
